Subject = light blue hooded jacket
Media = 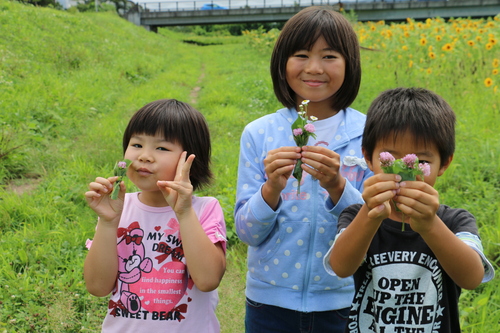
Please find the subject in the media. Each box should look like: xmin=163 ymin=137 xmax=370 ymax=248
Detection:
xmin=235 ymin=107 xmax=373 ymax=312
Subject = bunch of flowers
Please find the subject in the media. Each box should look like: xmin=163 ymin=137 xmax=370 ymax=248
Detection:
xmin=380 ymin=152 xmax=430 ymax=181
xmin=379 ymin=152 xmax=431 ymax=231
xmin=291 ymin=100 xmax=317 ymax=194
xmin=111 ymin=159 xmax=131 ymax=200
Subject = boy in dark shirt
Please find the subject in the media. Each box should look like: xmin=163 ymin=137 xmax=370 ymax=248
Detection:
xmin=325 ymin=87 xmax=494 ymax=333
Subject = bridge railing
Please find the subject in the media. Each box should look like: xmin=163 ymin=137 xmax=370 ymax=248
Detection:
xmin=136 ymin=0 xmax=438 ymax=12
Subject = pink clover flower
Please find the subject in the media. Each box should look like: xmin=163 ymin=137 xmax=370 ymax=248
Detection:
xmin=402 ymin=154 xmax=418 ymax=168
xmin=419 ymin=163 xmax=431 ymax=176
xmin=304 ymin=123 xmax=315 ymax=133
xmin=379 ymin=152 xmax=395 ymax=167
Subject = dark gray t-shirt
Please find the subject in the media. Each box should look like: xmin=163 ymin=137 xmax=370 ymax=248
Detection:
xmin=337 ymin=204 xmax=484 ymax=333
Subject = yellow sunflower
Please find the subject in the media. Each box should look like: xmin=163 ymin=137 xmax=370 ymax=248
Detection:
xmin=420 ymin=38 xmax=427 ymax=46
xmin=484 ymin=78 xmax=493 ymax=87
xmin=442 ymin=43 xmax=453 ymax=51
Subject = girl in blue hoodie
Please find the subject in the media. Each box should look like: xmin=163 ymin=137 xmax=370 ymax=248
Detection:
xmin=235 ymin=6 xmax=373 ymax=333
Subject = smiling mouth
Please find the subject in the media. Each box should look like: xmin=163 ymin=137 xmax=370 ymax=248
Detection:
xmin=303 ymin=80 xmax=325 ymax=87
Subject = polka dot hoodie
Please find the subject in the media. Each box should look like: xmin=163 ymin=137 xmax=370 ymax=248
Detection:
xmin=235 ymin=107 xmax=373 ymax=312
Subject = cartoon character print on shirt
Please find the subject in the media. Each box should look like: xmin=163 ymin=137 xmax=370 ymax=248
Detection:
xmin=126 ymin=217 xmax=192 ymax=322
xmin=111 ymin=221 xmax=153 ymax=315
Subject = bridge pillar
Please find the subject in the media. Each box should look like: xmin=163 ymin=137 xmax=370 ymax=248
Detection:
xmin=124 ymin=11 xmax=141 ymax=27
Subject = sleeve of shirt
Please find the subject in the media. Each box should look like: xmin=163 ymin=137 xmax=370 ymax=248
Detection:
xmin=325 ymin=167 xmax=373 ymax=217
xmin=440 ymin=206 xmax=495 ymax=283
xmin=323 ymin=204 xmax=363 ymax=276
xmin=323 ymin=228 xmax=347 ymax=277
xmin=234 ymin=125 xmax=280 ymax=246
xmin=199 ymin=198 xmax=227 ymax=254
xmin=456 ymin=232 xmax=495 ymax=283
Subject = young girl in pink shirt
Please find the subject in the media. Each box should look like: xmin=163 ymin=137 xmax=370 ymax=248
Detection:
xmin=84 ymin=99 xmax=227 ymax=332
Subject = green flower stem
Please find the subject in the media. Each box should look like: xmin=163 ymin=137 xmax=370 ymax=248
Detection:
xmin=293 ymin=159 xmax=303 ymax=194
xmin=110 ymin=159 xmax=131 ymax=200
xmin=110 ymin=178 xmax=123 ymax=200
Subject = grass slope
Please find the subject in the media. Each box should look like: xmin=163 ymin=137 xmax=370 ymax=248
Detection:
xmin=0 ymin=2 xmax=498 ymax=331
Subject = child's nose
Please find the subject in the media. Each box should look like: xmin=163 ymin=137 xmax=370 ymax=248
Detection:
xmin=138 ymin=151 xmax=153 ymax=162
xmin=305 ymin=58 xmax=324 ymax=74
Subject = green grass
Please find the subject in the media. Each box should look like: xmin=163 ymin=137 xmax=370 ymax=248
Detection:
xmin=0 ymin=1 xmax=498 ymax=331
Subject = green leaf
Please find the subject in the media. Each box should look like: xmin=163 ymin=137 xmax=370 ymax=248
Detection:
xmin=291 ymin=115 xmax=305 ymax=130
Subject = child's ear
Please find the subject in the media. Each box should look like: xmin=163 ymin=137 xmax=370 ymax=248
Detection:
xmin=438 ymin=154 xmax=454 ymax=177
xmin=362 ymin=148 xmax=374 ymax=171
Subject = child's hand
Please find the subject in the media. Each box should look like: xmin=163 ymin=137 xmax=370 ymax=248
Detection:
xmin=85 ymin=176 xmax=125 ymax=224
xmin=263 ymin=146 xmax=302 ymax=192
xmin=300 ymin=146 xmax=348 ymax=203
xmin=157 ymin=151 xmax=195 ymax=217
xmin=362 ymin=173 xmax=401 ymax=220
xmin=300 ymin=146 xmax=342 ymax=189
xmin=393 ymin=181 xmax=440 ymax=234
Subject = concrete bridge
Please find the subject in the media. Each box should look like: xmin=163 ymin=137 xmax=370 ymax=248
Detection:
xmin=124 ymin=0 xmax=500 ymax=31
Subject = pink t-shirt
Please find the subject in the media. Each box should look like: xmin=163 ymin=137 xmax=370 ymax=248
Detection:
xmin=93 ymin=192 xmax=227 ymax=332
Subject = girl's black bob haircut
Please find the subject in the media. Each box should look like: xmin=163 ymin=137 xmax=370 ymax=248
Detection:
xmin=122 ymin=99 xmax=212 ymax=191
xmin=362 ymin=87 xmax=456 ymax=167
xmin=270 ymin=6 xmax=361 ymax=112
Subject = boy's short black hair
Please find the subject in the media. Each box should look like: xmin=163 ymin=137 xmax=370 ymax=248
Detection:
xmin=122 ymin=99 xmax=212 ymax=190
xmin=362 ymin=87 xmax=456 ymax=167
xmin=270 ymin=6 xmax=361 ymax=112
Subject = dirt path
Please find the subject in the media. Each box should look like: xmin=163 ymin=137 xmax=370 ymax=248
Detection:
xmin=190 ymin=64 xmax=206 ymax=105
xmin=7 ymin=177 xmax=42 ymax=195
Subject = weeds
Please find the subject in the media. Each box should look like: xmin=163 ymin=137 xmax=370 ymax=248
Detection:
xmin=0 ymin=1 xmax=498 ymax=331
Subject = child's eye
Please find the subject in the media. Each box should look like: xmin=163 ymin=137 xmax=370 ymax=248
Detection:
xmin=131 ymin=144 xmax=142 ymax=148
xmin=157 ymin=147 xmax=169 ymax=151
xmin=419 ymin=160 xmax=430 ymax=164
xmin=293 ymin=52 xmax=308 ymax=58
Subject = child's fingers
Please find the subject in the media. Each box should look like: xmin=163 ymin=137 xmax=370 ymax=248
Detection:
xmin=395 ymin=192 xmax=438 ymax=217
xmin=268 ymin=146 xmax=302 ymax=155
xmin=88 ymin=176 xmax=118 ymax=193
xmin=367 ymin=202 xmax=390 ymax=220
xmin=363 ymin=181 xmax=399 ymax=203
xmin=84 ymin=190 xmax=102 ymax=201
xmin=88 ymin=181 xmax=111 ymax=194
xmin=265 ymin=158 xmax=296 ymax=176
xmin=157 ymin=180 xmax=192 ymax=195
xmin=176 ymin=151 xmax=187 ymax=168
xmin=265 ymin=149 xmax=302 ymax=167
xmin=157 ymin=181 xmax=170 ymax=192
xmin=181 ymin=154 xmax=195 ymax=181
xmin=364 ymin=173 xmax=402 ymax=187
